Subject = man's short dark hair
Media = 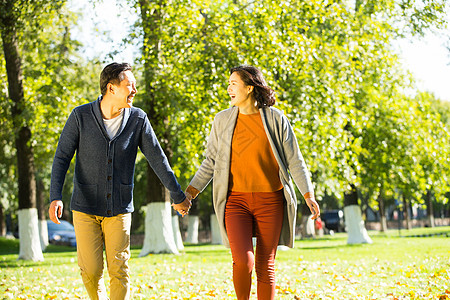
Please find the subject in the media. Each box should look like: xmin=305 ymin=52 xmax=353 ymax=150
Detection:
xmin=100 ymin=62 xmax=132 ymax=95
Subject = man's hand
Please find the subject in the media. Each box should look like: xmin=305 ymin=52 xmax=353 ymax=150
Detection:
xmin=172 ymin=193 xmax=192 ymax=217
xmin=49 ymin=200 xmax=64 ymax=224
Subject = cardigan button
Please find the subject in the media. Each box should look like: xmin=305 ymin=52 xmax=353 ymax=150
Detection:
xmin=107 ymin=193 xmax=111 ymax=198
xmin=108 ymin=159 xmax=112 ymax=164
xmin=107 ymin=176 xmax=112 ymax=180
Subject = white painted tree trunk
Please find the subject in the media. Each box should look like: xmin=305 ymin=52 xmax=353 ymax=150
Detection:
xmin=38 ymin=219 xmax=48 ymax=252
xmin=300 ymin=215 xmax=315 ymax=238
xmin=139 ymin=202 xmax=179 ymax=257
xmin=172 ymin=215 xmax=184 ymax=251
xmin=306 ymin=215 xmax=315 ymax=237
xmin=344 ymin=205 xmax=373 ymax=244
xmin=277 ymin=245 xmax=290 ymax=251
xmin=185 ymin=215 xmax=199 ymax=244
xmin=18 ymin=208 xmax=44 ymax=261
xmin=380 ymin=215 xmax=388 ymax=232
xmin=210 ymin=214 xmax=222 ymax=245
xmin=427 ymin=214 xmax=435 ymax=228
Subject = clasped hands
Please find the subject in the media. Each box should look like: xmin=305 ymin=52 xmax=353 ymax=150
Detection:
xmin=172 ymin=191 xmax=193 ymax=217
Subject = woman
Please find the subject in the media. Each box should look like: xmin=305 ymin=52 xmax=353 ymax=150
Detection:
xmin=174 ymin=65 xmax=320 ymax=300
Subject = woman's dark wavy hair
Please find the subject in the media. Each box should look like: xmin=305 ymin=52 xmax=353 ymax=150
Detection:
xmin=230 ymin=65 xmax=276 ymax=107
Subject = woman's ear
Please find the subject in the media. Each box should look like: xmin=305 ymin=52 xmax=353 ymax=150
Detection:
xmin=248 ymin=85 xmax=254 ymax=94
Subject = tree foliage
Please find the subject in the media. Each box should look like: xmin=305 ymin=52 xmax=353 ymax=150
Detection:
xmin=0 ymin=0 xmax=448 ymax=233
xmin=128 ymin=0 xmax=449 ymax=218
xmin=0 ymin=0 xmax=101 ymax=217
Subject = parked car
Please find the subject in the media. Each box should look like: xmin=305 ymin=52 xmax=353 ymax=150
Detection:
xmin=321 ymin=209 xmax=345 ymax=232
xmin=47 ymin=220 xmax=77 ymax=247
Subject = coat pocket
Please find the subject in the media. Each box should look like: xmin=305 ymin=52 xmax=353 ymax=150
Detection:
xmin=73 ymin=181 xmax=98 ymax=208
xmin=120 ymin=183 xmax=134 ymax=208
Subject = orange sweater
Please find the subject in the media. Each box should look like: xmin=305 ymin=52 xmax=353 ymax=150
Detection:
xmin=228 ymin=112 xmax=283 ymax=192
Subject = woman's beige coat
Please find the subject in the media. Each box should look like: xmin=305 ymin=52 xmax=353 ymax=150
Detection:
xmin=189 ymin=106 xmax=314 ymax=248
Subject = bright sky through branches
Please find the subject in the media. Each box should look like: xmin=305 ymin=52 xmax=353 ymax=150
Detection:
xmin=69 ymin=0 xmax=450 ymax=102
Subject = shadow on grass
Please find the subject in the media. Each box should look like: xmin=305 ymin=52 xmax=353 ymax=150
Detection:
xmin=0 ymin=259 xmax=43 ymax=269
xmin=46 ymin=244 xmax=77 ymax=253
xmin=131 ymin=243 xmax=231 ymax=260
xmin=297 ymin=243 xmax=369 ymax=251
xmin=0 ymin=238 xmax=19 ymax=255
xmin=0 ymin=237 xmax=77 ymax=269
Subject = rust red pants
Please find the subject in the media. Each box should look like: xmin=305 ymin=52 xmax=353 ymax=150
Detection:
xmin=225 ymin=190 xmax=284 ymax=300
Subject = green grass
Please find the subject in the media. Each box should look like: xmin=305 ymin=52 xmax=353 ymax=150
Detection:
xmin=1 ymin=227 xmax=449 ymax=299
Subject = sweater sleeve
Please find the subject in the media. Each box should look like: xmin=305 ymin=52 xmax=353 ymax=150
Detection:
xmin=49 ymin=110 xmax=79 ymax=202
xmin=281 ymin=115 xmax=314 ymax=197
xmin=188 ymin=117 xmax=218 ymax=193
xmin=139 ymin=115 xmax=185 ymax=204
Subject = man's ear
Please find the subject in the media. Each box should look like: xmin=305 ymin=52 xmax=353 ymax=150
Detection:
xmin=107 ymin=82 xmax=115 ymax=95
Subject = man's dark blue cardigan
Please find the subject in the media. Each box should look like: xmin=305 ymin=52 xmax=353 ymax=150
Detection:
xmin=50 ymin=96 xmax=185 ymax=217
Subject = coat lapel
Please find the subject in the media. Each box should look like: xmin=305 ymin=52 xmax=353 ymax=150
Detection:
xmin=260 ymin=107 xmax=286 ymax=178
xmin=111 ymin=107 xmax=130 ymax=141
xmin=216 ymin=106 xmax=238 ymax=162
xmin=92 ymin=96 xmax=110 ymax=140
xmin=92 ymin=95 xmax=131 ymax=141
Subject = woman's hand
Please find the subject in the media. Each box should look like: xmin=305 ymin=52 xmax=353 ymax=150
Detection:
xmin=304 ymin=192 xmax=320 ymax=220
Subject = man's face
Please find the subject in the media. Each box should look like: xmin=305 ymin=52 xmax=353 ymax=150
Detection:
xmin=112 ymin=70 xmax=137 ymax=108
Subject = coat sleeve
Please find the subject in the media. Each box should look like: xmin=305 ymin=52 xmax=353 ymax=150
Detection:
xmin=139 ymin=115 xmax=185 ymax=204
xmin=49 ymin=110 xmax=79 ymax=202
xmin=188 ymin=116 xmax=219 ymax=193
xmin=280 ymin=115 xmax=314 ymax=197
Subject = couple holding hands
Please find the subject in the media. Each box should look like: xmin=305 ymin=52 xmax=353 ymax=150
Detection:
xmin=49 ymin=62 xmax=320 ymax=300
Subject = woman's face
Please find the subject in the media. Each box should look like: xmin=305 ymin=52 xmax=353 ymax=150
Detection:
xmin=227 ymin=72 xmax=252 ymax=107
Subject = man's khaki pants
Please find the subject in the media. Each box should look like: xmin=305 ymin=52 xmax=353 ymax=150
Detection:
xmin=73 ymin=211 xmax=131 ymax=300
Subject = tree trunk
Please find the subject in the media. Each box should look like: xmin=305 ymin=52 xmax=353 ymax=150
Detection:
xmin=300 ymin=201 xmax=314 ymax=238
xmin=36 ymin=177 xmax=48 ymax=251
xmin=1 ymin=6 xmax=42 ymax=261
xmin=377 ymin=191 xmax=387 ymax=232
xmin=139 ymin=201 xmax=179 ymax=256
xmin=210 ymin=213 xmax=222 ymax=244
xmin=344 ymin=184 xmax=372 ymax=244
xmin=185 ymin=200 xmax=199 ymax=244
xmin=402 ymin=194 xmax=412 ymax=230
xmin=186 ymin=215 xmax=199 ymax=244
xmin=18 ymin=208 xmax=43 ymax=261
xmin=139 ymin=168 xmax=179 ymax=255
xmin=426 ymin=190 xmax=435 ymax=228
xmin=209 ymin=191 xmax=222 ymax=245
xmin=172 ymin=215 xmax=184 ymax=251
xmin=138 ymin=0 xmax=182 ymax=255
xmin=0 ymin=203 xmax=5 ymax=237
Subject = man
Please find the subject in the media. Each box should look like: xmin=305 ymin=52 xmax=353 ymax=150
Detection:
xmin=49 ymin=62 xmax=191 ymax=300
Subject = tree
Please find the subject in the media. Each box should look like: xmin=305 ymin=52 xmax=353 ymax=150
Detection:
xmin=0 ymin=50 xmax=17 ymax=236
xmin=0 ymin=0 xmax=52 ymax=261
xmin=137 ymin=0 xmax=181 ymax=255
xmin=25 ymin=10 xmax=100 ymax=250
xmin=341 ymin=0 xmax=448 ymax=238
xmin=120 ymin=0 xmax=448 ymax=247
xmin=0 ymin=0 xmax=100 ymax=259
xmin=409 ymin=92 xmax=450 ymax=226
